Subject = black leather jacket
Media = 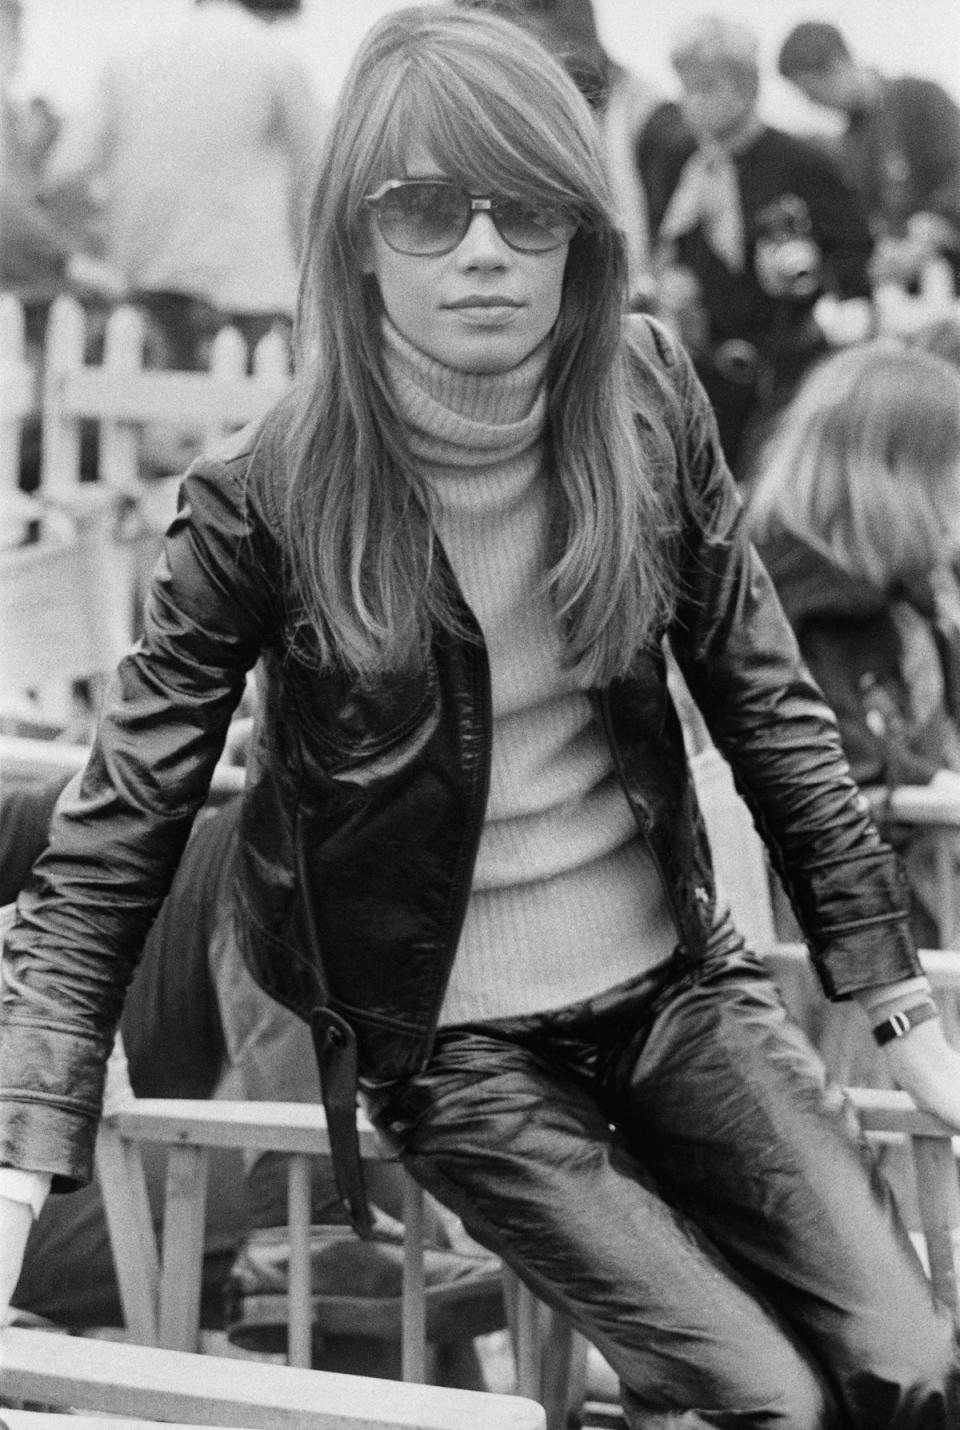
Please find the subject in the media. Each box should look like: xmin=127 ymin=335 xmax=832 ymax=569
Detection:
xmin=0 ymin=318 xmax=918 ymax=1224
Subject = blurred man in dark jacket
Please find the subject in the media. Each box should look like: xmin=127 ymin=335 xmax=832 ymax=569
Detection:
xmin=777 ymin=21 xmax=960 ymax=289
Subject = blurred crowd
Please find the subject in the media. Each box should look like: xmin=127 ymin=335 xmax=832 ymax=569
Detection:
xmin=3 ymin=0 xmax=960 ymax=1403
xmin=4 ymin=0 xmax=959 ymax=473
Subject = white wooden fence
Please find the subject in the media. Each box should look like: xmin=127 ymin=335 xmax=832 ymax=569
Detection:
xmin=1 ymin=294 xmax=291 ymax=729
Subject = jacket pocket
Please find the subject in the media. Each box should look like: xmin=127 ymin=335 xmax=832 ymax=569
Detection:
xmin=289 ymin=657 xmax=441 ymax=787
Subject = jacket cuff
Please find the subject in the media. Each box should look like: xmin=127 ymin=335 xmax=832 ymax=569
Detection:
xmin=0 ymin=1024 xmax=105 ymax=1191
xmin=0 ymin=1095 xmax=97 ymax=1191
xmin=791 ymin=846 xmax=923 ymax=999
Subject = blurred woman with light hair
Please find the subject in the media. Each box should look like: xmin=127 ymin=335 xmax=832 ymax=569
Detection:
xmin=749 ymin=339 xmax=960 ymax=943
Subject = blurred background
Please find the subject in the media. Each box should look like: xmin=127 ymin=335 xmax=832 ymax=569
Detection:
xmin=13 ymin=0 xmax=960 ymax=133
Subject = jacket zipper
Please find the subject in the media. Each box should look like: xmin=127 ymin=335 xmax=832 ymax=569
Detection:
xmin=419 ymin=626 xmax=493 ymax=1070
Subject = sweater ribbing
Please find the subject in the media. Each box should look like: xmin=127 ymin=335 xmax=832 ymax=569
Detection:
xmin=383 ymin=321 xmax=678 ymax=1021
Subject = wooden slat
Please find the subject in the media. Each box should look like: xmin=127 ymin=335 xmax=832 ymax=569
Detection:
xmin=0 ymin=1414 xmax=245 ymax=1430
xmin=110 ymin=1099 xmax=382 ymax=1158
xmin=156 ymin=1145 xmax=209 ymax=1352
xmin=0 ymin=1327 xmax=547 ymax=1430
xmin=285 ymin=1153 xmax=314 ymax=1369
xmin=94 ymin=1124 xmax=160 ymax=1344
xmin=912 ymin=1134 xmax=960 ymax=1311
xmin=865 ymin=784 xmax=960 ymax=827
xmin=53 ymin=366 xmax=286 ymax=428
xmin=847 ymin=1087 xmax=960 ymax=1142
xmin=400 ymin=1174 xmax=426 ymax=1383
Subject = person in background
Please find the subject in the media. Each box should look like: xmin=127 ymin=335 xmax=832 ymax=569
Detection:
xmin=0 ymin=0 xmax=123 ymax=323
xmin=636 ymin=14 xmax=873 ymax=478
xmin=42 ymin=0 xmax=324 ymax=371
xmin=747 ymin=340 xmax=960 ymax=948
xmin=777 ymin=21 xmax=960 ymax=291
xmin=1 ymin=9 xmax=959 ymax=1424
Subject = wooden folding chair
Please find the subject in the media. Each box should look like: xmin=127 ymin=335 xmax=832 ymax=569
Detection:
xmin=0 ymin=1326 xmax=546 ymax=1429
xmin=94 ymin=1097 xmax=541 ymax=1394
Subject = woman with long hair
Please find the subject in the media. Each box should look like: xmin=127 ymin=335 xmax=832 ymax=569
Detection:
xmin=1 ymin=10 xmax=959 ymax=1424
xmin=749 ymin=341 xmax=960 ymax=945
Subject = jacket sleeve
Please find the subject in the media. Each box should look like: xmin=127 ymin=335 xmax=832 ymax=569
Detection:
xmin=652 ymin=322 xmax=920 ymax=998
xmin=0 ymin=425 xmax=282 ymax=1188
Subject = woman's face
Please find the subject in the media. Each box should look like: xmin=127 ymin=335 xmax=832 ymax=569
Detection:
xmin=363 ymin=144 xmax=570 ymax=374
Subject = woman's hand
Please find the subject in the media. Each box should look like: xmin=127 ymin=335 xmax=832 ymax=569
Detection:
xmin=881 ymin=1017 xmax=960 ymax=1129
xmin=0 ymin=1195 xmax=33 ymax=1327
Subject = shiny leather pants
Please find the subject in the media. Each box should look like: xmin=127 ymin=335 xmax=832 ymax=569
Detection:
xmin=365 ymin=928 xmax=960 ymax=1428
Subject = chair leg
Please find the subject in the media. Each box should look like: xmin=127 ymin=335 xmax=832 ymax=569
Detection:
xmin=912 ymin=1132 xmax=960 ymax=1315
xmin=504 ymin=1270 xmax=588 ymax=1430
xmin=156 ymin=1144 xmax=208 ymax=1352
xmin=541 ymin=1319 xmax=588 ymax=1430
xmin=401 ymin=1171 xmax=428 ymax=1383
xmin=94 ymin=1125 xmax=160 ymax=1344
xmin=504 ymin=1270 xmax=542 ymax=1400
xmin=286 ymin=1152 xmax=314 ymax=1368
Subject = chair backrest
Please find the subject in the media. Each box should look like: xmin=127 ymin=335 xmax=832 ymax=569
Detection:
xmin=0 ymin=1326 xmax=546 ymax=1429
xmin=93 ymin=1098 xmax=385 ymax=1364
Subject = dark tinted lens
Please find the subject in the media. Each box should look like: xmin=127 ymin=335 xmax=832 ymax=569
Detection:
xmin=376 ymin=182 xmax=469 ymax=254
xmin=492 ymin=197 xmax=579 ymax=251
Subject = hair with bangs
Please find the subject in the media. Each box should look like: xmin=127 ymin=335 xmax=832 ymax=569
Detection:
xmin=284 ymin=4 xmax=678 ymax=681
xmin=747 ymin=341 xmax=960 ymax=588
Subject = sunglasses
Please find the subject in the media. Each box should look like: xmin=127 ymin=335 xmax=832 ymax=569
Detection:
xmin=363 ymin=179 xmax=580 ymax=257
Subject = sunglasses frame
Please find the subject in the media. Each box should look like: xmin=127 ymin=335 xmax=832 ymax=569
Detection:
xmin=363 ymin=178 xmax=579 ymax=257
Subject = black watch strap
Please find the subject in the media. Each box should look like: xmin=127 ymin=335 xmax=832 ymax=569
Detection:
xmin=872 ymin=998 xmax=939 ymax=1046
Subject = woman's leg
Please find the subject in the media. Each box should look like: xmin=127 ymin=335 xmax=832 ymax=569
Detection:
xmin=367 ymin=998 xmax=836 ymax=1428
xmin=601 ymin=930 xmax=960 ymax=1429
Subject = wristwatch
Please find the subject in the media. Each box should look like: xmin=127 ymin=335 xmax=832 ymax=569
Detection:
xmin=872 ymin=998 xmax=939 ymax=1046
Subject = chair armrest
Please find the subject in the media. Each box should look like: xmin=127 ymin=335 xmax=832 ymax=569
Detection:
xmin=863 ymin=784 xmax=960 ymax=828
xmin=108 ymin=1098 xmax=382 ymax=1158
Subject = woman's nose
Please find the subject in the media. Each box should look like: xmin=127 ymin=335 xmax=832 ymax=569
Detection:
xmin=455 ymin=209 xmax=512 ymax=267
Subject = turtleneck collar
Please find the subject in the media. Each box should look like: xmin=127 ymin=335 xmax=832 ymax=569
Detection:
xmin=381 ymin=315 xmax=550 ymax=472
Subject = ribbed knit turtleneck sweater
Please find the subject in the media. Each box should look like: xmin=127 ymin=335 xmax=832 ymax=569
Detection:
xmin=383 ymin=319 xmax=677 ymax=1023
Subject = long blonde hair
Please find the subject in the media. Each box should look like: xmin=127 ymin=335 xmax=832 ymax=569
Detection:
xmin=748 ymin=341 xmax=960 ymax=588
xmin=283 ymin=5 xmax=679 ymax=682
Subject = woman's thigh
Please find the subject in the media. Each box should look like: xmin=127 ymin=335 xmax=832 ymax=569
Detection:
xmin=368 ymin=1022 xmax=833 ymax=1428
xmin=608 ymin=940 xmax=959 ymax=1428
